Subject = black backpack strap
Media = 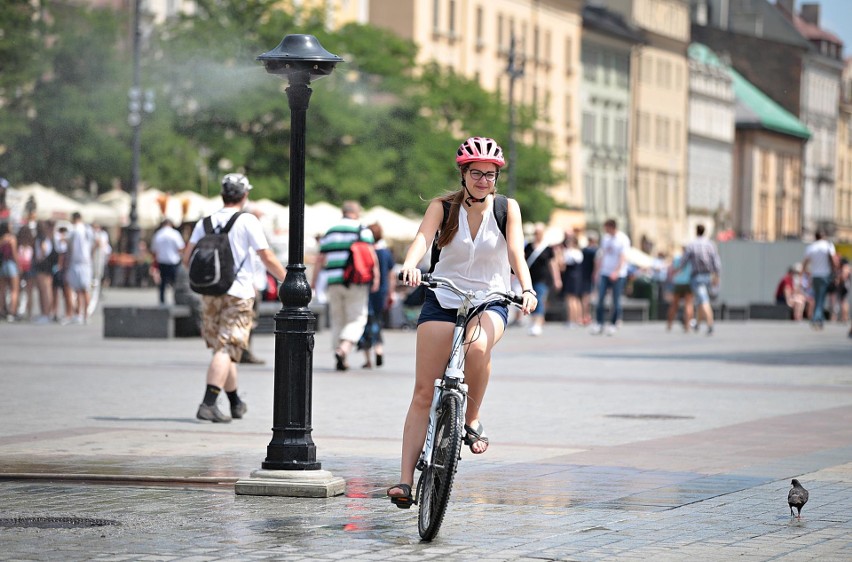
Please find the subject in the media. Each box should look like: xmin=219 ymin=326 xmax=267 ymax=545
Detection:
xmin=221 ymin=211 xmax=243 ymax=233
xmin=203 ymin=216 xmax=214 ymax=234
xmin=428 ymin=200 xmax=452 ymax=274
xmin=493 ymin=194 xmax=508 ymax=239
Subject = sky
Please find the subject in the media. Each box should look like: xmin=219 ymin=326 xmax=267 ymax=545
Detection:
xmin=804 ymin=0 xmax=852 ymax=57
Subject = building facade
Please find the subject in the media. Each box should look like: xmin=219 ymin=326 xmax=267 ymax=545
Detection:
xmin=730 ymin=63 xmax=810 ymax=240
xmin=837 ymin=58 xmax=852 ymax=243
xmin=580 ymin=5 xmax=644 ymax=235
xmin=602 ymin=0 xmax=691 ymax=254
xmin=692 ymin=0 xmax=843 ymax=240
xmin=686 ymin=43 xmax=735 ymax=237
xmin=368 ymin=0 xmax=585 ymax=227
xmin=776 ymin=1 xmax=843 ymax=239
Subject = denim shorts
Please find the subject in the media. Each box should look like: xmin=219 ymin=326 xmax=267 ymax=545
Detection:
xmin=417 ymin=290 xmax=509 ymax=327
xmin=691 ymin=273 xmax=713 ymax=305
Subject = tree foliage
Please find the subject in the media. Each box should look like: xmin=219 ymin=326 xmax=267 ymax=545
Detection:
xmin=0 ymin=0 xmax=558 ymax=222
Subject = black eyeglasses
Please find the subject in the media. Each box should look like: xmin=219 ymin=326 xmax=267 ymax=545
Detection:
xmin=468 ymin=169 xmax=499 ymax=182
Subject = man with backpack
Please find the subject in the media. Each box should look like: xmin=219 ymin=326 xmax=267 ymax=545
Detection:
xmin=310 ymin=200 xmax=380 ymax=371
xmin=183 ymin=173 xmax=286 ymax=423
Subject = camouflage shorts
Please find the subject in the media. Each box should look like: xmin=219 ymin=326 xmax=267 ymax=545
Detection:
xmin=201 ymin=295 xmax=255 ymax=362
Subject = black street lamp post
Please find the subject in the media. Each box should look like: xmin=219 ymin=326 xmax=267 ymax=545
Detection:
xmin=506 ymin=32 xmax=524 ymax=198
xmin=235 ymin=34 xmax=344 ymax=497
xmin=126 ymin=0 xmax=154 ymax=256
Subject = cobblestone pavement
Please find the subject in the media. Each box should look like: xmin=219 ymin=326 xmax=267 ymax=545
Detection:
xmin=1 ymin=288 xmax=852 ymax=560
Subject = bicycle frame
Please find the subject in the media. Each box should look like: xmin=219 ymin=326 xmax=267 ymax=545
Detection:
xmin=414 ymin=275 xmax=521 ymax=473
xmin=417 ymin=298 xmax=471 ymax=471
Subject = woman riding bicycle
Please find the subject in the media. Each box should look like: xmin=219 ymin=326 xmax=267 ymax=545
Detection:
xmin=388 ymin=137 xmax=537 ymax=507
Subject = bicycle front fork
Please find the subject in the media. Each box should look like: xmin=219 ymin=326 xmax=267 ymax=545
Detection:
xmin=416 ymin=379 xmax=467 ymax=471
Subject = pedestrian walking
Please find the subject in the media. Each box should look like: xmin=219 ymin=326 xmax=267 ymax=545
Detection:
xmin=310 ymin=201 xmax=380 ymax=372
xmin=31 ymin=220 xmax=56 ymax=323
xmin=559 ymin=231 xmax=583 ymax=328
xmin=357 ymin=222 xmax=395 ymax=367
xmin=65 ymin=212 xmax=94 ymax=324
xmin=183 ymin=173 xmax=286 ymax=423
xmin=0 ymin=222 xmax=20 ymax=321
xmin=579 ymin=233 xmax=598 ymax=326
xmin=388 ymin=136 xmax=537 ymax=507
xmin=150 ymin=219 xmax=186 ymax=304
xmin=802 ymin=231 xmax=837 ymax=329
xmin=591 ymin=219 xmax=630 ymax=336
xmin=524 ymin=223 xmax=560 ymax=335
xmin=666 ymin=248 xmax=694 ymax=331
xmin=677 ymin=224 xmax=722 ymax=335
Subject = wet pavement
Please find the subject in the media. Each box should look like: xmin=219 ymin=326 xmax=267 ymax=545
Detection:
xmin=2 ymin=288 xmax=852 ymax=560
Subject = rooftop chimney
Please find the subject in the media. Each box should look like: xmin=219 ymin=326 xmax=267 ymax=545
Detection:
xmin=800 ymin=3 xmax=820 ymax=26
xmin=776 ymin=0 xmax=794 ymax=15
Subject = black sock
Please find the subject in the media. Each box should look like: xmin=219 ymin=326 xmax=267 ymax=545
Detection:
xmin=226 ymin=390 xmax=241 ymax=406
xmin=203 ymin=385 xmax=221 ymax=406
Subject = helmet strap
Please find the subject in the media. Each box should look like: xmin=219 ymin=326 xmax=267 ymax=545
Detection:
xmin=464 ymin=186 xmax=490 ymax=207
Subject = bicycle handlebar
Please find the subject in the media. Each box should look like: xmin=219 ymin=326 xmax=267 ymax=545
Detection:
xmin=398 ymin=271 xmax=524 ymax=307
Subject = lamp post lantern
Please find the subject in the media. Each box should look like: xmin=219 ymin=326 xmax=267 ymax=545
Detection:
xmin=234 ymin=34 xmax=345 ymax=498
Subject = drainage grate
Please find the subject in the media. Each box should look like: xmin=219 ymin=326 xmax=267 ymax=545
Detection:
xmin=606 ymin=414 xmax=694 ymax=420
xmin=0 ymin=517 xmax=121 ymax=529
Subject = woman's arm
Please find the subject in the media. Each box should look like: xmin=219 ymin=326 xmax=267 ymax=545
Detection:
xmin=400 ymin=199 xmax=444 ymax=285
xmin=505 ymin=198 xmax=536 ymax=313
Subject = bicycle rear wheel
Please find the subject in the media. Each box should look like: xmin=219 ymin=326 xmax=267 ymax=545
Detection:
xmin=417 ymin=391 xmax=463 ymax=541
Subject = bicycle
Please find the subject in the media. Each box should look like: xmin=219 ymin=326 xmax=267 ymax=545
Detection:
xmin=403 ymin=273 xmax=524 ymax=541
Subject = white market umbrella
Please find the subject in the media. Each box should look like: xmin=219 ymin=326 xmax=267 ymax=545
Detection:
xmin=13 ymin=183 xmax=84 ymax=221
xmin=361 ymin=205 xmax=420 ymax=242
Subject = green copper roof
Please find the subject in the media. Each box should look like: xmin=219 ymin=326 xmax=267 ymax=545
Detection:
xmin=688 ymin=43 xmax=811 ymax=140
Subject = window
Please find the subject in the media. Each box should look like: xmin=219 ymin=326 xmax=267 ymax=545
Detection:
xmin=601 ymin=115 xmax=610 ymax=146
xmin=448 ymin=0 xmax=456 ymax=37
xmin=583 ymin=48 xmax=596 ymax=81
xmin=615 ymin=118 xmax=627 ymax=150
xmin=534 ymin=26 xmax=540 ymax=62
xmin=476 ymin=6 xmax=484 ymax=48
xmin=585 ymin=174 xmax=596 ymax=211
xmin=565 ymin=94 xmax=572 ymax=126
xmin=656 ymin=173 xmax=668 ymax=217
xmin=565 ymin=38 xmax=573 ymax=75
xmin=498 ymin=14 xmax=504 ymax=51
xmin=638 ymin=112 xmax=651 ymax=147
xmin=432 ymin=0 xmax=440 ymax=32
xmin=544 ymin=30 xmax=552 ymax=67
xmin=582 ymin=111 xmax=596 ymax=145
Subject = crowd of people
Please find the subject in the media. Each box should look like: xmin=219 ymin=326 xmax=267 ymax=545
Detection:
xmin=0 ymin=212 xmax=111 ymax=324
xmin=774 ymin=232 xmax=850 ymax=332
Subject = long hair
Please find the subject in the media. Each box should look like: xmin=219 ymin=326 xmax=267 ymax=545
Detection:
xmin=435 ymin=189 xmax=466 ymax=249
xmin=435 ymin=163 xmax=497 ymax=249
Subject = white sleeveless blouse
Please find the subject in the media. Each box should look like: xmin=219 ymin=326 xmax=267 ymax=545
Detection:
xmin=431 ymin=197 xmax=511 ymax=309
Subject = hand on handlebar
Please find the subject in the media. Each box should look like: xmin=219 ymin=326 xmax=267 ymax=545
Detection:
xmin=398 ymin=267 xmax=423 ymax=287
xmin=520 ymin=292 xmax=538 ymax=315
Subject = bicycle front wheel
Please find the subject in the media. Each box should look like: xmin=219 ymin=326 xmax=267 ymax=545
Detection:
xmin=417 ymin=391 xmax=463 ymax=541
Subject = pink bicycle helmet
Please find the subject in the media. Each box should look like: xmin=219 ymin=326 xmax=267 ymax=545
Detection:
xmin=456 ymin=137 xmax=506 ymax=168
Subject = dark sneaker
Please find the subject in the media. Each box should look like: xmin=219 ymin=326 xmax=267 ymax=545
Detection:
xmin=231 ymin=402 xmax=247 ymax=419
xmin=196 ymin=403 xmax=232 ymax=423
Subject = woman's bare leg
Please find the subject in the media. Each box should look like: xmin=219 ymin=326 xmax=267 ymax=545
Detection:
xmin=389 ymin=321 xmax=453 ymax=496
xmin=462 ymin=311 xmax=505 ymax=454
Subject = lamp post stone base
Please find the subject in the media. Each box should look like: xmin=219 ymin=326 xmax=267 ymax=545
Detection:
xmin=235 ymin=469 xmax=345 ymax=498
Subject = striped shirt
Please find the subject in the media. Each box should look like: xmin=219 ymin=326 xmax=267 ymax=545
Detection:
xmin=319 ymin=218 xmax=375 ymax=285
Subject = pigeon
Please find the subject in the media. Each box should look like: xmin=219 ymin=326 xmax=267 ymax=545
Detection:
xmin=787 ymin=479 xmax=808 ymax=519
